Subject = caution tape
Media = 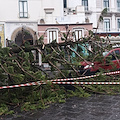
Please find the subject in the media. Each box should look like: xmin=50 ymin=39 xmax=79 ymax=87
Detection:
xmin=52 ymin=82 xmax=120 ymax=85
xmin=0 ymin=70 xmax=120 ymax=90
xmin=0 ymin=81 xmax=43 ymax=89
xmin=1 ymin=81 xmax=120 ymax=90
xmin=49 ymin=70 xmax=120 ymax=82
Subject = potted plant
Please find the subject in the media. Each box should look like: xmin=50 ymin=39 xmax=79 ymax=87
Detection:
xmin=72 ymin=10 xmax=76 ymax=14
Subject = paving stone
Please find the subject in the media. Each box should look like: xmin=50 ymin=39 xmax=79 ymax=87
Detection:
xmin=107 ymin=113 xmax=120 ymax=120
xmin=2 ymin=94 xmax=120 ymax=120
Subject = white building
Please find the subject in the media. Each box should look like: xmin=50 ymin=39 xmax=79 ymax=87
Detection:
xmin=0 ymin=0 xmax=62 ymax=46
xmin=0 ymin=0 xmax=120 ymax=47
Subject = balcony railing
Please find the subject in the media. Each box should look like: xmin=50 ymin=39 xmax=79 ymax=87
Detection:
xmin=64 ymin=7 xmax=76 ymax=15
xmin=83 ymin=6 xmax=92 ymax=14
xmin=103 ymin=7 xmax=120 ymax=13
xmin=117 ymin=8 xmax=120 ymax=12
xmin=64 ymin=6 xmax=120 ymax=16
xmin=97 ymin=27 xmax=120 ymax=33
xmin=84 ymin=6 xmax=89 ymax=11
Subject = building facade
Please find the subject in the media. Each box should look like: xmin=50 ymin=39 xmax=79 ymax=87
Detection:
xmin=95 ymin=0 xmax=120 ymax=43
xmin=0 ymin=0 xmax=90 ymax=47
xmin=0 ymin=0 xmax=120 ymax=47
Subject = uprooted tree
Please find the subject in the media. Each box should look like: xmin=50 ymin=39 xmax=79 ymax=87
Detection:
xmin=1 ymin=8 xmax=120 ymax=115
xmin=1 ymin=27 xmax=120 ymax=115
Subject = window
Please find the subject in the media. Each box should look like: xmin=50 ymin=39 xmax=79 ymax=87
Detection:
xmin=103 ymin=0 xmax=109 ymax=7
xmin=19 ymin=0 xmax=28 ymax=18
xmin=82 ymin=0 xmax=88 ymax=11
xmin=47 ymin=29 xmax=58 ymax=43
xmin=106 ymin=50 xmax=120 ymax=61
xmin=104 ymin=19 xmax=110 ymax=31
xmin=73 ymin=28 xmax=84 ymax=41
xmin=63 ymin=0 xmax=67 ymax=8
xmin=49 ymin=31 xmax=57 ymax=43
xmin=117 ymin=0 xmax=120 ymax=11
xmin=114 ymin=50 xmax=120 ymax=59
xmin=75 ymin=30 xmax=82 ymax=41
xmin=117 ymin=19 xmax=120 ymax=31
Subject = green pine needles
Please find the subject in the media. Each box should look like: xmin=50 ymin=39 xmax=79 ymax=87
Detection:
xmin=0 ymin=29 xmax=120 ymax=116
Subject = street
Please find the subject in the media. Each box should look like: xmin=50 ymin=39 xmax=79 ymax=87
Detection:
xmin=1 ymin=94 xmax=120 ymax=120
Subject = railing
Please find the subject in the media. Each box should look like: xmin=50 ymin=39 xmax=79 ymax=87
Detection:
xmin=117 ymin=8 xmax=120 ymax=12
xmin=84 ymin=6 xmax=89 ymax=11
xmin=65 ymin=6 xmax=120 ymax=15
xmin=64 ymin=7 xmax=77 ymax=15
xmin=97 ymin=27 xmax=120 ymax=33
xmin=103 ymin=7 xmax=120 ymax=13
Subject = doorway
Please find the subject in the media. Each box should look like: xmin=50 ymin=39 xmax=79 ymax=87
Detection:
xmin=15 ymin=29 xmax=33 ymax=46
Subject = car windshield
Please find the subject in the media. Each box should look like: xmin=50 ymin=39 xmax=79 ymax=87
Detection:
xmin=102 ymin=51 xmax=109 ymax=57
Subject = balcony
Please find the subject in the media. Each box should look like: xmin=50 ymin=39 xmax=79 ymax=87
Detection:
xmin=56 ymin=15 xmax=85 ymax=24
xmin=83 ymin=6 xmax=92 ymax=14
xmin=64 ymin=6 xmax=92 ymax=16
xmin=64 ymin=8 xmax=77 ymax=16
xmin=97 ymin=27 xmax=120 ymax=33
xmin=117 ymin=7 xmax=120 ymax=12
xmin=102 ymin=7 xmax=120 ymax=16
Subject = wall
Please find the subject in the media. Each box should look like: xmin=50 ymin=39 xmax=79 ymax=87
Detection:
xmin=67 ymin=0 xmax=81 ymax=8
xmin=3 ymin=0 xmax=120 ymax=46
xmin=38 ymin=23 xmax=93 ymax=44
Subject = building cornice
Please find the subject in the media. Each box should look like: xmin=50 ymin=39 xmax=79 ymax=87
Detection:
xmin=5 ymin=21 xmax=37 ymax=23
xmin=38 ymin=23 xmax=93 ymax=26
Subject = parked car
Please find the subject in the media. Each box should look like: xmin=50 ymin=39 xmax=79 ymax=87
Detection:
xmin=79 ymin=48 xmax=120 ymax=75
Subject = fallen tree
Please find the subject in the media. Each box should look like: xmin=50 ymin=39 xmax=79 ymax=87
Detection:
xmin=0 ymin=28 xmax=120 ymax=115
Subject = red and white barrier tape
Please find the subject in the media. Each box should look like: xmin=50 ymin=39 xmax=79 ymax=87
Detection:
xmin=49 ymin=70 xmax=120 ymax=82
xmin=0 ymin=81 xmax=43 ymax=90
xmin=52 ymin=82 xmax=120 ymax=85
xmin=0 ymin=70 xmax=120 ymax=90
xmin=1 ymin=81 xmax=120 ymax=90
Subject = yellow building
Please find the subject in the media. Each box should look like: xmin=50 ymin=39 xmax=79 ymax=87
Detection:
xmin=0 ymin=24 xmax=4 ymax=47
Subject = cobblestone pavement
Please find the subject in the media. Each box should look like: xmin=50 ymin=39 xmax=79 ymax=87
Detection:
xmin=1 ymin=94 xmax=120 ymax=120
